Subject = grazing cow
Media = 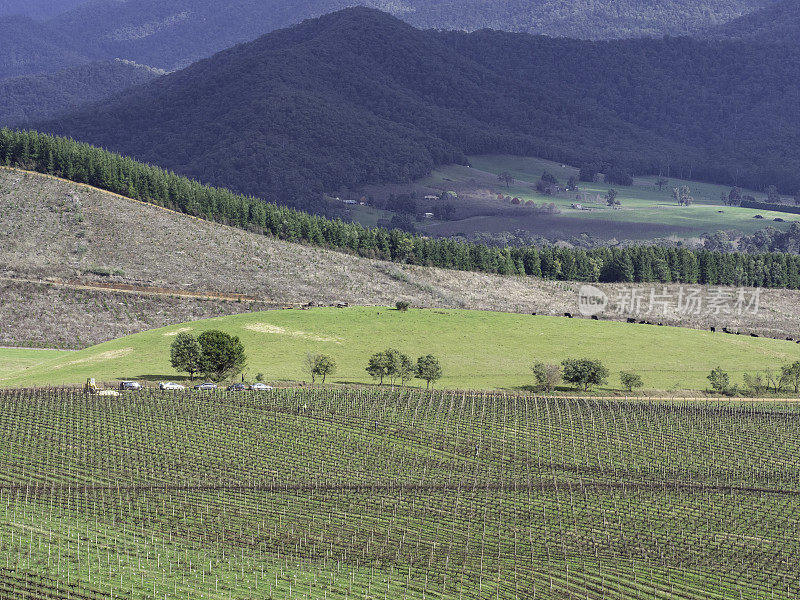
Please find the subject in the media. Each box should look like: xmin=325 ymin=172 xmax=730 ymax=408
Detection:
xmin=751 ymin=333 xmax=759 ymax=337
xmin=591 ymin=315 xmax=599 ymax=320
xmin=627 ymin=318 xmax=636 ymax=323
xmin=565 ymin=313 xmax=573 ymax=318
xmin=531 ymin=312 xmax=537 ymax=316
xmin=787 ymin=337 xmax=794 ymax=342
xmin=710 ymin=327 xmax=716 ymax=332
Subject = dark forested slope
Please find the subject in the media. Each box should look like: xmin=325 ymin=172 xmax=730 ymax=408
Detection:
xmin=0 ymin=61 xmax=162 ymax=127
xmin=0 ymin=15 xmax=89 ymax=80
xmin=38 ymin=8 xmax=800 ymax=208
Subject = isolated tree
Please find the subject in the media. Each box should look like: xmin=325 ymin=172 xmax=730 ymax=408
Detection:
xmin=306 ymin=353 xmax=336 ymax=384
xmin=605 ymin=188 xmax=619 ymax=208
xmin=780 ymin=361 xmax=800 ymax=393
xmin=655 ymin=177 xmax=669 ymax=191
xmin=619 ymin=371 xmax=644 ymax=392
xmin=395 ymin=300 xmax=410 ymax=311
xmin=707 ymin=366 xmax=730 ymax=395
xmin=728 ymin=187 xmax=742 ymax=206
xmin=416 ymin=355 xmax=443 ymax=389
xmin=532 ymin=362 xmax=561 ymax=393
xmin=673 ymin=186 xmax=694 ymax=206
xmin=561 ymin=358 xmax=609 ymax=391
xmin=170 ymin=332 xmax=202 ymax=382
xmin=198 ymin=330 xmax=246 ymax=382
xmin=497 ymin=171 xmax=514 ymax=188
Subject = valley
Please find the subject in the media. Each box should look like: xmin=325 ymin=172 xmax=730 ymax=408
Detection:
xmin=352 ymin=154 xmax=798 ymax=241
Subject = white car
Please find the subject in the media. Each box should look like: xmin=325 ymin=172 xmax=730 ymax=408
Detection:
xmin=250 ymin=382 xmax=273 ymax=391
xmin=159 ymin=381 xmax=186 ymax=391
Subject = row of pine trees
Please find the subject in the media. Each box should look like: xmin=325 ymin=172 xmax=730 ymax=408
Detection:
xmin=2 ymin=127 xmax=799 ymax=289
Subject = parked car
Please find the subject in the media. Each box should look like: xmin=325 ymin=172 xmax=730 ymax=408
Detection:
xmin=250 ymin=382 xmax=273 ymax=391
xmin=226 ymin=383 xmax=247 ymax=391
xmin=159 ymin=381 xmax=185 ymax=391
xmin=194 ymin=382 xmax=217 ymax=391
xmin=119 ymin=381 xmax=142 ymax=391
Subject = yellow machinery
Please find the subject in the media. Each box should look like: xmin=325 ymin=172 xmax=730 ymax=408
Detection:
xmin=84 ymin=378 xmax=119 ymax=396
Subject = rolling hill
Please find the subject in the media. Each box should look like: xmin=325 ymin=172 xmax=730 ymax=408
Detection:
xmin=37 ymin=8 xmax=800 ymax=211
xmin=4 ymin=306 xmax=800 ymax=391
xmin=0 ymin=60 xmax=162 ymax=127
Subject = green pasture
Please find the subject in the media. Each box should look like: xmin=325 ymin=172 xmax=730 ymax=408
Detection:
xmin=1 ymin=307 xmax=797 ymax=391
xmin=415 ymin=154 xmax=797 ymax=239
xmin=0 ymin=347 xmax=72 ymax=380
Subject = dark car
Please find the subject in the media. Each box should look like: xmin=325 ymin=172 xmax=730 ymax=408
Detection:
xmin=119 ymin=381 xmax=142 ymax=391
xmin=226 ymin=383 xmax=247 ymax=392
xmin=194 ymin=382 xmax=217 ymax=391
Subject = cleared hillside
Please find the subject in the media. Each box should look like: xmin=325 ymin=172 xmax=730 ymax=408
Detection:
xmin=4 ymin=167 xmax=800 ymax=348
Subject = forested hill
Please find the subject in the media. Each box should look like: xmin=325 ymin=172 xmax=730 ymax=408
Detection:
xmin=0 ymin=61 xmax=162 ymax=127
xmin=712 ymin=0 xmax=799 ymax=43
xmin=0 ymin=16 xmax=88 ymax=80
xmin=37 ymin=8 xmax=800 ymax=210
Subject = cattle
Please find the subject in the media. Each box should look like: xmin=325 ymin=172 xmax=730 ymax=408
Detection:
xmin=565 ymin=313 xmax=573 ymax=318
xmin=627 ymin=318 xmax=636 ymax=323
xmin=710 ymin=327 xmax=716 ymax=332
xmin=591 ymin=315 xmax=599 ymax=320
xmin=751 ymin=333 xmax=759 ymax=338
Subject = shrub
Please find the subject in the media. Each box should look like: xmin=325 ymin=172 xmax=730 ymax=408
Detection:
xmin=707 ymin=366 xmax=730 ymax=395
xmin=532 ymin=362 xmax=561 ymax=393
xmin=619 ymin=371 xmax=644 ymax=392
xmin=395 ymin=300 xmax=410 ymax=311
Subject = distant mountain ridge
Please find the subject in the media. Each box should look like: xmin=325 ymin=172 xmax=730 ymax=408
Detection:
xmin=0 ymin=0 xmax=778 ymax=78
xmin=711 ymin=0 xmax=799 ymax=43
xmin=37 ymin=8 xmax=800 ymax=210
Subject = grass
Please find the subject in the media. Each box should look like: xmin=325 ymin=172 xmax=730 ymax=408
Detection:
xmin=402 ymin=154 xmax=800 ymax=240
xmin=0 ymin=347 xmax=71 ymax=379
xmin=1 ymin=387 xmax=798 ymax=599
xmin=3 ymin=306 xmax=799 ymax=392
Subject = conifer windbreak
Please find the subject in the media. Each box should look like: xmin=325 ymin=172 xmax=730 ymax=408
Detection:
xmin=5 ymin=127 xmax=800 ymax=289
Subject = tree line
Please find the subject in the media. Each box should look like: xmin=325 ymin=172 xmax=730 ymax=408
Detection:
xmin=6 ymin=129 xmax=800 ymax=289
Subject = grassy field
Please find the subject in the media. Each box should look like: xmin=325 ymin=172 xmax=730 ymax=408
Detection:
xmin=362 ymin=154 xmax=799 ymax=240
xmin=1 ymin=387 xmax=798 ymax=599
xmin=0 ymin=347 xmax=71 ymax=379
xmin=3 ymin=307 xmax=799 ymax=392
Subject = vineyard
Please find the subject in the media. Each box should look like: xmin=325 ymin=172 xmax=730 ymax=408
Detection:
xmin=1 ymin=387 xmax=799 ymax=599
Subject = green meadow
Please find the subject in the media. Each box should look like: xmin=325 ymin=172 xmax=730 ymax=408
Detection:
xmin=412 ymin=154 xmax=798 ymax=240
xmin=2 ymin=307 xmax=798 ymax=392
